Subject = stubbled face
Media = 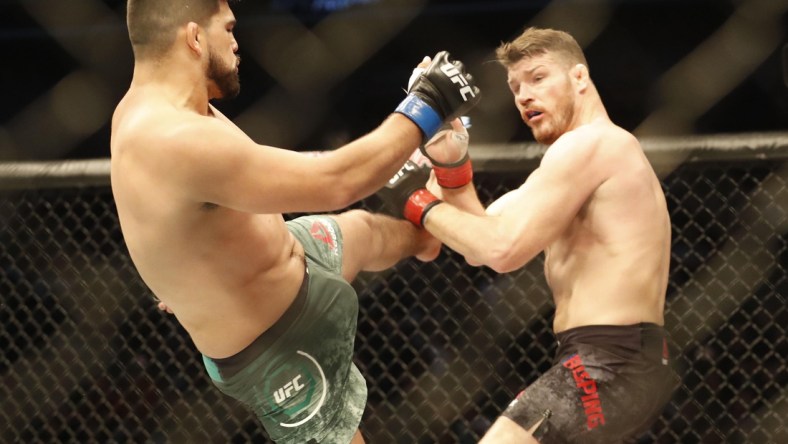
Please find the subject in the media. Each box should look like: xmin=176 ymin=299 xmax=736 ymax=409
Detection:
xmin=506 ymin=53 xmax=576 ymax=145
xmin=205 ymin=2 xmax=240 ymax=99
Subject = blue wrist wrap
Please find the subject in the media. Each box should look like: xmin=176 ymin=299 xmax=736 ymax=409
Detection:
xmin=395 ymin=94 xmax=442 ymax=141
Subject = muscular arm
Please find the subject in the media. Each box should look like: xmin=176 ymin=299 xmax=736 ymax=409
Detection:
xmin=423 ymin=130 xmax=611 ymax=272
xmin=426 ymin=176 xmax=486 ymax=215
xmin=158 ymin=112 xmax=423 ymax=214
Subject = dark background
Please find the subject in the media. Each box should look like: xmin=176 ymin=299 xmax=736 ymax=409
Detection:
xmin=0 ymin=0 xmax=786 ymax=162
xmin=1 ymin=2 xmax=787 ymax=443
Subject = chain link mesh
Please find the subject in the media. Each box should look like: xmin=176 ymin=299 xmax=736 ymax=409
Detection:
xmin=1 ymin=158 xmax=786 ymax=443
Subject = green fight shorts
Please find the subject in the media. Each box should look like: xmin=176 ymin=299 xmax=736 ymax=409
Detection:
xmin=202 ymin=215 xmax=366 ymax=444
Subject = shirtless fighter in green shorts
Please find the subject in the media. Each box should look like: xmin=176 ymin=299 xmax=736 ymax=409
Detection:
xmin=110 ymin=1 xmax=480 ymax=442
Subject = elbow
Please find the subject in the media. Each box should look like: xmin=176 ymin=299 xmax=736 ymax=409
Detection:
xmin=324 ymin=187 xmax=360 ymax=211
xmin=485 ymin=252 xmax=522 ymax=274
xmin=322 ymin=179 xmax=368 ymax=211
xmin=488 ymin=262 xmax=517 ymax=274
xmin=480 ymin=238 xmax=533 ymax=273
xmin=479 ymin=220 xmax=545 ymax=273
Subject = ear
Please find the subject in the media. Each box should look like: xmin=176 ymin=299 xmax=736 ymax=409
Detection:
xmin=571 ymin=63 xmax=590 ymax=93
xmin=185 ymin=22 xmax=202 ymax=56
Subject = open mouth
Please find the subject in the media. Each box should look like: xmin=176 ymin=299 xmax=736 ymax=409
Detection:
xmin=525 ymin=110 xmax=543 ymax=121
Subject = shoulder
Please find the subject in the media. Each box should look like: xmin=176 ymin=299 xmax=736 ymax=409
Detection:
xmin=545 ymin=121 xmax=638 ymax=165
xmin=123 ymin=107 xmax=232 ymax=157
xmin=112 ymin=106 xmax=225 ymax=191
xmin=534 ymin=121 xmax=641 ymax=194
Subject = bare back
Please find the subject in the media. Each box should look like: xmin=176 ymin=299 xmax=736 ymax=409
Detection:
xmin=111 ymin=91 xmax=305 ymax=358
xmin=543 ymin=122 xmax=670 ymax=331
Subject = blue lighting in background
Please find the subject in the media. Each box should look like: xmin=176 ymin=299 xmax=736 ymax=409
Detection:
xmin=272 ymin=0 xmax=381 ymax=13
xmin=313 ymin=0 xmax=380 ymax=12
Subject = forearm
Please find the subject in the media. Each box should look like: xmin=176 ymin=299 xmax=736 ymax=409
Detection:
xmin=423 ymin=202 xmax=540 ymax=273
xmin=422 ymin=203 xmax=500 ymax=267
xmin=438 ymin=183 xmax=486 ymax=215
xmin=330 ymin=114 xmax=422 ymax=204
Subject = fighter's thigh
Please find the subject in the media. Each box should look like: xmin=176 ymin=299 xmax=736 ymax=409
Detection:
xmin=328 ymin=210 xmax=377 ymax=281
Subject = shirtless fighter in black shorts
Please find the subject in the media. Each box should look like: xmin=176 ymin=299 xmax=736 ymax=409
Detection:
xmin=380 ymin=27 xmax=679 ymax=443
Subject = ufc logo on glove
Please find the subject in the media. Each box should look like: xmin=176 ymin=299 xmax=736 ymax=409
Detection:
xmin=440 ymin=63 xmax=477 ymax=101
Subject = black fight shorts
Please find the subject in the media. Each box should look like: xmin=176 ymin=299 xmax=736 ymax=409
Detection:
xmin=501 ymin=323 xmax=679 ymax=443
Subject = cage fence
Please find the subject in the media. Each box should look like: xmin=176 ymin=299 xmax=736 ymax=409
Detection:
xmin=1 ymin=132 xmax=787 ymax=443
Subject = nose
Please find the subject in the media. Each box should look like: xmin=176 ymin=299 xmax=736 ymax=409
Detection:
xmin=515 ymin=84 xmax=533 ymax=107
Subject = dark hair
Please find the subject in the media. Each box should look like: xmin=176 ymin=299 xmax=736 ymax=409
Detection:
xmin=126 ymin=0 xmax=232 ymax=60
xmin=495 ymin=27 xmax=588 ymax=70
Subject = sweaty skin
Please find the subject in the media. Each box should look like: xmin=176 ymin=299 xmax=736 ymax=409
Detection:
xmin=426 ymin=53 xmax=670 ymax=332
xmin=423 ymin=50 xmax=671 ymax=443
xmin=111 ymin=1 xmax=435 ymax=362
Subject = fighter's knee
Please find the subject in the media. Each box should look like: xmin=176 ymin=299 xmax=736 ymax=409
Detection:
xmin=333 ymin=209 xmax=372 ymax=231
xmin=339 ymin=208 xmax=369 ymax=218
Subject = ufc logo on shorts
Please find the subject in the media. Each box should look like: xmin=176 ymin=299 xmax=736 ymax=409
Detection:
xmin=440 ymin=63 xmax=476 ymax=101
xmin=273 ymin=375 xmax=305 ymax=404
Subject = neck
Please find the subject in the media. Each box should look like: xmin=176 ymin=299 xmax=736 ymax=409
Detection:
xmin=130 ymin=55 xmax=211 ymax=115
xmin=571 ymin=86 xmax=609 ymax=130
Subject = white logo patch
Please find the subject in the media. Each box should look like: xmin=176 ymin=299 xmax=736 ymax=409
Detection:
xmin=279 ymin=351 xmax=328 ymax=428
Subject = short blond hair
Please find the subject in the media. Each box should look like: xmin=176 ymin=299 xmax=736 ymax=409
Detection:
xmin=495 ymin=27 xmax=588 ymax=70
